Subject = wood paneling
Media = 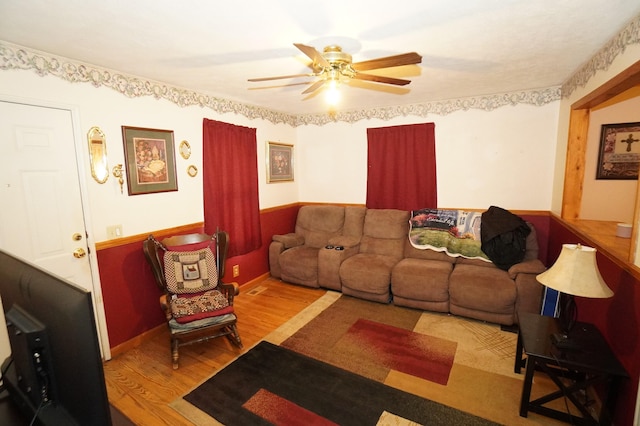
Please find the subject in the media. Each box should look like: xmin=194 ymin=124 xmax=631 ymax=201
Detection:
xmin=562 ymin=60 xmax=640 ymax=266
xmin=562 ymin=109 xmax=589 ymax=220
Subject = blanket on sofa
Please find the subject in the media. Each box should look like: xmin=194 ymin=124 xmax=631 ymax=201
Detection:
xmin=409 ymin=208 xmax=491 ymax=261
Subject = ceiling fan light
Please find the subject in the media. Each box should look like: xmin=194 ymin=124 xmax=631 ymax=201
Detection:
xmin=325 ymin=80 xmax=341 ymax=105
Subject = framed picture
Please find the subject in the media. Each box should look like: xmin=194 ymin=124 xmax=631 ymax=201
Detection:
xmin=122 ymin=126 xmax=178 ymax=195
xmin=267 ymin=141 xmax=294 ymax=183
xmin=596 ymin=122 xmax=640 ymax=180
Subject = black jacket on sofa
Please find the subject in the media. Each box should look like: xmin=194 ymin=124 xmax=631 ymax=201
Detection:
xmin=480 ymin=206 xmax=531 ymax=270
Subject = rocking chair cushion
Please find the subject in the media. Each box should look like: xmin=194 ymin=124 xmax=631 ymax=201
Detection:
xmin=164 ymin=247 xmax=219 ymax=294
xmin=170 ymin=289 xmax=234 ymax=323
xmin=168 ymin=313 xmax=237 ymax=332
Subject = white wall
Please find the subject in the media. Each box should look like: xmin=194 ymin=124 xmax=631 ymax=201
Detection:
xmin=581 ymin=92 xmax=640 ymax=222
xmin=1 ymin=69 xmax=562 ymax=249
xmin=0 ymin=70 xmax=298 ymax=242
xmin=297 ymin=102 xmax=560 ymax=210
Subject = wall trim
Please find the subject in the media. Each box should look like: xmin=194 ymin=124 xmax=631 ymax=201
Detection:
xmin=1 ymin=41 xmax=560 ymax=126
xmin=562 ymin=14 xmax=640 ymax=98
xmin=95 ymin=222 xmax=205 ymax=251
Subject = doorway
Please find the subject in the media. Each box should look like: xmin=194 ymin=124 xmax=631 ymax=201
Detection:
xmin=0 ymin=96 xmax=110 ymax=360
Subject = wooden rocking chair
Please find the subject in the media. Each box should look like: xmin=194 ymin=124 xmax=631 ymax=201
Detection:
xmin=143 ymin=230 xmax=242 ymax=369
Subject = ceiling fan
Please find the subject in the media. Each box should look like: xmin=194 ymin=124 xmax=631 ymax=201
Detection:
xmin=248 ymin=43 xmax=422 ymax=95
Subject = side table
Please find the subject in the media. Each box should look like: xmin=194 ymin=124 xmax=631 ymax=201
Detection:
xmin=515 ymin=311 xmax=628 ymax=425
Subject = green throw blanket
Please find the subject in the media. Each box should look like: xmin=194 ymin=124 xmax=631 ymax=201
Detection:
xmin=409 ymin=208 xmax=490 ymax=261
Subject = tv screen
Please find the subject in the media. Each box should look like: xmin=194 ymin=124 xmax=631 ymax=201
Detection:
xmin=0 ymin=249 xmax=111 ymax=425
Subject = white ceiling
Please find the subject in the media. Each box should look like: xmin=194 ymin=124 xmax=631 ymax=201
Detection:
xmin=1 ymin=1 xmax=639 ymax=115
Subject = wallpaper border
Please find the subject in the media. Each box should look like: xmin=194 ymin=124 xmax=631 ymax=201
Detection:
xmin=2 ymin=13 xmax=638 ymax=127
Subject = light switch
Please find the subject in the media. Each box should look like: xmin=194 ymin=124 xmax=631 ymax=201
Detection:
xmin=107 ymin=225 xmax=123 ymax=239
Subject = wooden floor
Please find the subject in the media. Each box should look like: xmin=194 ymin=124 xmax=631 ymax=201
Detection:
xmin=103 ymin=277 xmax=326 ymax=425
xmin=104 ymin=277 xmax=568 ymax=426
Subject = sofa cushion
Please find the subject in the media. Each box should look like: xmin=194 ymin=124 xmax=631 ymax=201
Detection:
xmin=391 ymin=258 xmax=451 ymax=302
xmin=403 ymin=239 xmax=456 ymax=263
xmin=295 ymin=205 xmax=345 ymax=248
xmin=340 ymin=253 xmax=398 ymax=295
xmin=343 ymin=206 xmax=366 ymax=239
xmin=170 ymin=290 xmax=233 ymax=323
xmin=279 ymin=246 xmax=321 ymax=287
xmin=449 ymin=264 xmax=516 ymax=314
xmin=359 ymin=209 xmax=410 ymax=258
xmin=455 ymin=257 xmax=500 ymax=268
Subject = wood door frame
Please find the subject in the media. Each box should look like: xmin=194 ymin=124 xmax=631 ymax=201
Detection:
xmin=562 ymin=60 xmax=640 ymax=262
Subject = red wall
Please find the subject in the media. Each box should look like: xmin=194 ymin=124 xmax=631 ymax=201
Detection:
xmin=97 ymin=239 xmax=167 ymax=348
xmin=548 ymin=217 xmax=638 ymax=426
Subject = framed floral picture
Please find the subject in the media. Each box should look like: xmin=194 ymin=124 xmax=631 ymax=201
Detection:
xmin=267 ymin=141 xmax=293 ymax=183
xmin=596 ymin=122 xmax=640 ymax=180
xmin=122 ymin=126 xmax=178 ymax=194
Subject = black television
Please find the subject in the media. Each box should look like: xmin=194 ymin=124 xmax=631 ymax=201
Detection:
xmin=0 ymin=249 xmax=111 ymax=425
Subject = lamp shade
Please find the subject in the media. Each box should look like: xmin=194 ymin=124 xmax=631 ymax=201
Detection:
xmin=536 ymin=244 xmax=613 ymax=298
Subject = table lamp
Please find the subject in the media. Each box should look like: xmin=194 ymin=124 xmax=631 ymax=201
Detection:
xmin=536 ymin=243 xmax=613 ymax=349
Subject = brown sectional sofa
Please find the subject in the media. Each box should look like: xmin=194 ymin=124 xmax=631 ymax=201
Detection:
xmin=269 ymin=204 xmax=546 ymax=326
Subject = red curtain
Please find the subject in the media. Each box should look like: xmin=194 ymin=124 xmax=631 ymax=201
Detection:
xmin=202 ymin=119 xmax=261 ymax=257
xmin=366 ymin=123 xmax=437 ymax=211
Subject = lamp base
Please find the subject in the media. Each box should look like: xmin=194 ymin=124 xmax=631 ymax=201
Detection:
xmin=551 ymin=332 xmax=581 ymax=351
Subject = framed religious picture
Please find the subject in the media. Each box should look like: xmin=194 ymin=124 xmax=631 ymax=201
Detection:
xmin=596 ymin=122 xmax=640 ymax=180
xmin=122 ymin=126 xmax=178 ymax=195
xmin=267 ymin=141 xmax=293 ymax=183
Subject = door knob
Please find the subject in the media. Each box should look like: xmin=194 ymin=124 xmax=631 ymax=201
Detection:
xmin=73 ymin=248 xmax=87 ymax=258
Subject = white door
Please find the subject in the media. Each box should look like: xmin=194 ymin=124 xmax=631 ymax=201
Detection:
xmin=0 ymin=100 xmax=107 ymax=360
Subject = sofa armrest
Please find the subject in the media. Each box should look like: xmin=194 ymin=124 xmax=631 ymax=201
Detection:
xmin=318 ymin=244 xmax=360 ymax=290
xmin=327 ymin=236 xmax=360 ymax=249
xmin=508 ymin=258 xmax=546 ymax=280
xmin=269 ymin=241 xmax=285 ymax=278
xmin=272 ymin=233 xmax=305 ymax=249
xmin=514 ymin=272 xmax=545 ymax=321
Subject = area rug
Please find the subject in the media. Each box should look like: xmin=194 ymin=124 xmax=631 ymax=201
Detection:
xmin=279 ymin=296 xmax=456 ymax=385
xmin=178 ymin=340 xmax=498 ymax=425
xmin=265 ymin=292 xmax=559 ymax=425
xmin=173 ymin=292 xmax=562 ymax=426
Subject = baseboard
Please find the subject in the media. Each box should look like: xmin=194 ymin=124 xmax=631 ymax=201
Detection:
xmin=239 ymin=272 xmax=271 ymax=290
xmin=108 ymin=324 xmax=166 ymax=358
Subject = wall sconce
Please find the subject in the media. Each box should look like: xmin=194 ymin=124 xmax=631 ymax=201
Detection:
xmin=112 ymin=164 xmax=124 ymax=194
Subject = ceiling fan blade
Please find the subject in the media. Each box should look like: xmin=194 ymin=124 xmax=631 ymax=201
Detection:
xmin=353 ymin=73 xmax=412 ymax=86
xmin=301 ymin=79 xmax=326 ymax=94
xmin=248 ymin=73 xmax=314 ymax=82
xmin=352 ymin=52 xmax=422 ymax=71
xmin=294 ymin=43 xmax=331 ymax=68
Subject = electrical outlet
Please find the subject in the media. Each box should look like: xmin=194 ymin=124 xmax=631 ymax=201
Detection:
xmin=232 ymin=264 xmax=240 ymax=277
xmin=106 ymin=225 xmax=123 ymax=239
